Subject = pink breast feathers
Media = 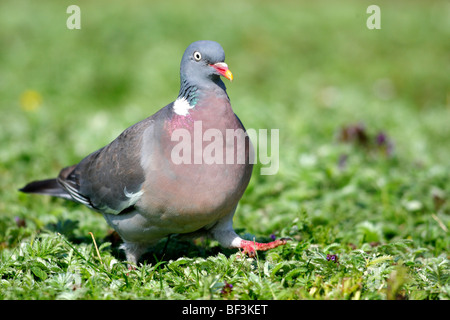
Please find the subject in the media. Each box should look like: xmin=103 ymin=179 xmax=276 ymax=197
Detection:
xmin=166 ymin=113 xmax=195 ymax=136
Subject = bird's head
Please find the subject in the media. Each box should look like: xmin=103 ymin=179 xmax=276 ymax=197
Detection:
xmin=180 ymin=40 xmax=233 ymax=87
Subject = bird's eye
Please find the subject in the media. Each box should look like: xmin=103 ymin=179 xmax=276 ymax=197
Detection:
xmin=193 ymin=51 xmax=202 ymax=61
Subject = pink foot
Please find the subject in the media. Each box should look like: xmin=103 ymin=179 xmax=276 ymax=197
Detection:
xmin=239 ymin=238 xmax=290 ymax=257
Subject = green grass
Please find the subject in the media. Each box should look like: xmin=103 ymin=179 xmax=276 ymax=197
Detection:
xmin=0 ymin=0 xmax=449 ymax=300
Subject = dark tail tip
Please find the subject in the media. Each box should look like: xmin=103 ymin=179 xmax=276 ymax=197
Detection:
xmin=19 ymin=179 xmax=71 ymax=200
xmin=20 ymin=179 xmax=58 ymax=193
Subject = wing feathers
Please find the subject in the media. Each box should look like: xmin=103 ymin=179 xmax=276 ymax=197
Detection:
xmin=19 ymin=178 xmax=73 ymax=200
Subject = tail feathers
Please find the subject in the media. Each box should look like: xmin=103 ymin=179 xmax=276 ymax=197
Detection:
xmin=19 ymin=178 xmax=73 ymax=201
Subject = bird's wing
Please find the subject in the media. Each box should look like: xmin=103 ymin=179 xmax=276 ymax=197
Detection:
xmin=58 ymin=117 xmax=154 ymax=215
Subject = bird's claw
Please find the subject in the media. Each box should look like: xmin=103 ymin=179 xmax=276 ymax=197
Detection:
xmin=240 ymin=237 xmax=291 ymax=257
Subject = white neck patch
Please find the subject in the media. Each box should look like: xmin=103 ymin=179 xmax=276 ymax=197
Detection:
xmin=124 ymin=187 xmax=144 ymax=207
xmin=173 ymin=97 xmax=193 ymax=116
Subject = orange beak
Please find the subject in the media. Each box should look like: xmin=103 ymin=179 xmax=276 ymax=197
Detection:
xmin=211 ymin=62 xmax=233 ymax=81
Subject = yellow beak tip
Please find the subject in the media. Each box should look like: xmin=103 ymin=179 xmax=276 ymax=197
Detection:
xmin=226 ymin=70 xmax=233 ymax=81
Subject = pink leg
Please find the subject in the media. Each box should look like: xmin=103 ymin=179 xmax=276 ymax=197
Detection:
xmin=209 ymin=208 xmax=291 ymax=258
xmin=239 ymin=238 xmax=290 ymax=257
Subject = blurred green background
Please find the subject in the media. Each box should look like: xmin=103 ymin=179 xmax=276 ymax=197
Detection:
xmin=0 ymin=0 xmax=448 ymax=299
xmin=1 ymin=0 xmax=449 ymax=236
xmin=1 ymin=0 xmax=449 ymax=242
xmin=1 ymin=0 xmax=448 ymax=163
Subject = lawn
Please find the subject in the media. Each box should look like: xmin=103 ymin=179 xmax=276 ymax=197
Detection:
xmin=0 ymin=0 xmax=448 ymax=301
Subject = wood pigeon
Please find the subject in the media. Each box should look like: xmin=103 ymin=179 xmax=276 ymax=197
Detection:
xmin=20 ymin=40 xmax=288 ymax=264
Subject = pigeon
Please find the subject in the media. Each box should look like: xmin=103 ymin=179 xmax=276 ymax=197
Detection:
xmin=20 ymin=40 xmax=288 ymax=264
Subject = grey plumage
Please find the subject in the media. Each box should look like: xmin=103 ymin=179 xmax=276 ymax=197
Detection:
xmin=19 ymin=178 xmax=71 ymax=200
xmin=20 ymin=40 xmax=288 ymax=264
